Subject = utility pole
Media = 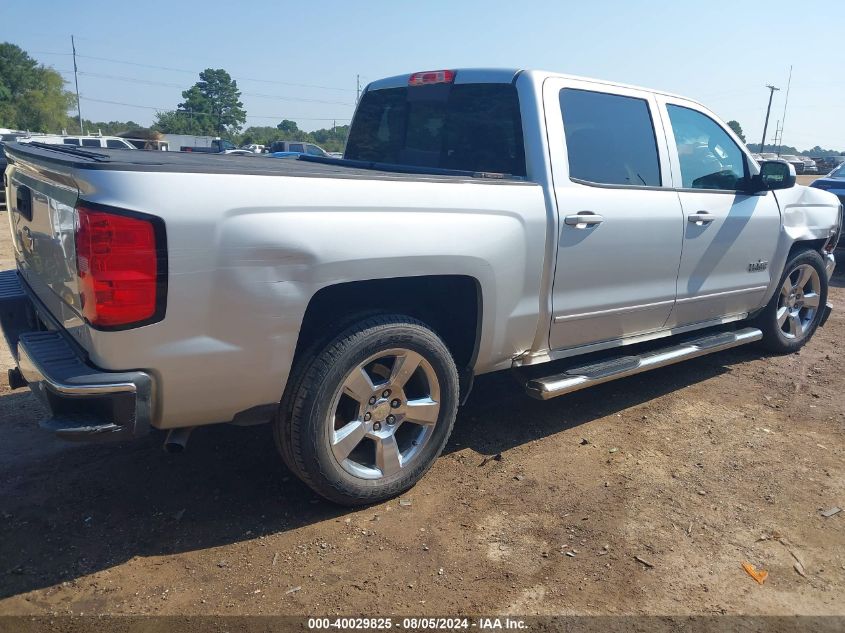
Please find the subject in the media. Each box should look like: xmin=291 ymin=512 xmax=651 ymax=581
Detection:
xmin=71 ymin=35 xmax=83 ymax=134
xmin=356 ymin=74 xmax=361 ymax=103
xmin=759 ymin=84 xmax=779 ymax=154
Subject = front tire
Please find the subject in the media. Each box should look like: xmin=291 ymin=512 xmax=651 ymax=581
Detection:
xmin=274 ymin=314 xmax=459 ymax=506
xmin=755 ymin=249 xmax=828 ymax=354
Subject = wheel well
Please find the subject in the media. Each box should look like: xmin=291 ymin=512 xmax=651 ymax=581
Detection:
xmin=788 ymin=239 xmax=826 ymax=260
xmin=295 ymin=275 xmax=481 ymax=370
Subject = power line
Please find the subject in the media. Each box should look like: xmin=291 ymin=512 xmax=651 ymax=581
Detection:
xmin=77 ymin=96 xmax=349 ymax=121
xmin=35 ymin=49 xmax=354 ymax=92
xmin=57 ymin=71 xmax=356 ymax=106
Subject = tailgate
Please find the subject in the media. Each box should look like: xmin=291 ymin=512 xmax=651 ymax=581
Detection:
xmin=6 ymin=155 xmax=83 ymax=325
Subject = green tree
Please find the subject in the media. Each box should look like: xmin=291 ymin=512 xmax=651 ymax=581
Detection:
xmin=276 ymin=119 xmax=300 ymax=135
xmin=0 ymin=42 xmax=73 ymax=132
xmin=726 ymin=120 xmax=746 ymax=143
xmin=160 ymin=68 xmax=246 ymax=137
xmin=72 ymin=118 xmax=142 ymax=135
xmin=152 ymin=109 xmax=202 ymax=135
xmin=238 ymin=126 xmax=281 ymax=146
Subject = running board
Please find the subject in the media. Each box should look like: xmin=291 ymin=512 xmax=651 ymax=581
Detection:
xmin=525 ymin=327 xmax=762 ymax=401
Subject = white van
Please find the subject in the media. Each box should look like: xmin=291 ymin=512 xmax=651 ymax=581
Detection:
xmin=19 ymin=135 xmax=136 ymax=150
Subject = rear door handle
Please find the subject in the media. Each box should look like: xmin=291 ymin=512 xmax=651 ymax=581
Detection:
xmin=564 ymin=212 xmax=604 ymax=228
xmin=688 ymin=211 xmax=716 ymax=225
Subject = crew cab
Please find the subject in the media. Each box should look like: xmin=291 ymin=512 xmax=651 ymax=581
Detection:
xmin=1 ymin=68 xmax=840 ymax=505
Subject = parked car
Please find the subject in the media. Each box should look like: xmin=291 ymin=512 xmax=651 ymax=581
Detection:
xmin=180 ymin=138 xmax=237 ymax=153
xmin=800 ymin=156 xmax=818 ymax=175
xmin=815 ymin=156 xmax=845 ymax=174
xmin=268 ymin=141 xmax=329 ymax=157
xmin=18 ymin=134 xmax=136 ymax=150
xmin=811 ymin=162 xmax=845 ymax=225
xmin=241 ymin=144 xmax=266 ymax=153
xmin=2 ymin=68 xmax=840 ymax=505
xmin=779 ymin=154 xmax=806 ymax=174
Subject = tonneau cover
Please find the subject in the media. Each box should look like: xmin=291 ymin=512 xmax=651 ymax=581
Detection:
xmin=6 ymin=143 xmax=525 ymax=184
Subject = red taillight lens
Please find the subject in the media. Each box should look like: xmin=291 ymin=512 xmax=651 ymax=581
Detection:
xmin=408 ymin=69 xmax=455 ymax=86
xmin=75 ymin=206 xmax=160 ymax=328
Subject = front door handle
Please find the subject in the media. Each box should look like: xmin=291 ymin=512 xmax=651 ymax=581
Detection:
xmin=688 ymin=211 xmax=716 ymax=226
xmin=564 ymin=212 xmax=605 ymax=228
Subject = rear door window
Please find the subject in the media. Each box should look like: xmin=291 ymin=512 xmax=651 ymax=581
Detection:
xmin=559 ymin=88 xmax=661 ymax=187
xmin=81 ymin=138 xmax=101 ymax=147
xmin=106 ymin=139 xmax=128 ymax=148
xmin=345 ymin=82 xmax=526 ymax=176
xmin=63 ymin=138 xmax=81 ymax=146
xmin=289 ymin=143 xmax=305 ymax=153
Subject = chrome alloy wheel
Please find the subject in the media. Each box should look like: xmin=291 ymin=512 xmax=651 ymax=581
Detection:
xmin=328 ymin=348 xmax=441 ymax=480
xmin=777 ymin=263 xmax=821 ymax=340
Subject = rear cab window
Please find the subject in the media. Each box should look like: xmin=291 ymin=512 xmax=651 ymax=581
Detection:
xmin=345 ymin=81 xmax=526 ymax=177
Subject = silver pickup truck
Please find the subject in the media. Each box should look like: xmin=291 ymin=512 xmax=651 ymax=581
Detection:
xmin=1 ymin=68 xmax=841 ymax=505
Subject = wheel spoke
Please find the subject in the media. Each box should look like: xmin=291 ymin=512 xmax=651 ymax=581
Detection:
xmin=803 ymin=292 xmax=820 ymax=309
xmin=375 ymin=435 xmax=402 ymax=476
xmin=788 ymin=313 xmax=803 ymax=337
xmin=776 ymin=306 xmax=789 ymax=327
xmin=796 ymin=265 xmax=813 ymax=291
xmin=332 ymin=420 xmax=367 ymax=461
xmin=389 ymin=350 xmax=423 ymax=389
xmin=343 ymin=367 xmax=376 ymax=404
xmin=404 ymin=397 xmax=440 ymax=426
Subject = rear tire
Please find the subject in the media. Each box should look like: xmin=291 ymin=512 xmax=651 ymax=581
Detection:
xmin=754 ymin=249 xmax=828 ymax=354
xmin=274 ymin=314 xmax=459 ymax=506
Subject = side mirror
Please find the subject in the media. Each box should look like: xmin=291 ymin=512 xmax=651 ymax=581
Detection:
xmin=749 ymin=160 xmax=796 ymax=192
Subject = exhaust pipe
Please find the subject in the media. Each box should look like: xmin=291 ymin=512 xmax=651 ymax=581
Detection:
xmin=163 ymin=427 xmax=194 ymax=454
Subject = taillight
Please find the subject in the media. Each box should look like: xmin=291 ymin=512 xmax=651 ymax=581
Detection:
xmin=408 ymin=70 xmax=455 ymax=86
xmin=75 ymin=205 xmax=163 ymax=328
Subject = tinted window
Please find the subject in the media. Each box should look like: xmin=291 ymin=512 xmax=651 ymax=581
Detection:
xmin=305 ymin=144 xmax=326 ymax=156
xmin=345 ymin=83 xmax=526 ymax=176
xmin=81 ymin=138 xmax=100 ymax=147
xmin=289 ymin=143 xmax=305 ymax=153
xmin=63 ymin=138 xmax=81 ymax=146
xmin=667 ymin=105 xmax=747 ymax=190
xmin=106 ymin=139 xmax=127 ymax=148
xmin=560 ymin=89 xmax=661 ymax=187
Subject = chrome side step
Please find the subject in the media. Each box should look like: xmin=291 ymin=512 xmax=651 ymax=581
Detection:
xmin=525 ymin=327 xmax=762 ymax=401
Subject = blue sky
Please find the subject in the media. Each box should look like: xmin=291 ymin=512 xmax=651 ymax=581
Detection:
xmin=2 ymin=0 xmax=843 ymax=149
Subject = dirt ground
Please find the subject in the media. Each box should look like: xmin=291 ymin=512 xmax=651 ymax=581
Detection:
xmin=0 ymin=209 xmax=843 ymax=618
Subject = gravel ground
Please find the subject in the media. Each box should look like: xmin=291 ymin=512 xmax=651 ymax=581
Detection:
xmin=0 ymin=210 xmax=843 ymax=619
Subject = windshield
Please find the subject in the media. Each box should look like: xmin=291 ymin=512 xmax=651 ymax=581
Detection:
xmin=831 ymin=163 xmax=845 ymax=178
xmin=346 ymin=82 xmax=526 ymax=176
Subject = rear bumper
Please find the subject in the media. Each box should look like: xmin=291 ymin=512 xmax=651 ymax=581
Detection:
xmin=0 ymin=269 xmax=152 ymax=441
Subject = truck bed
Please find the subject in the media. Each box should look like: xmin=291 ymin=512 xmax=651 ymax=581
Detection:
xmin=6 ymin=143 xmax=525 ymax=184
